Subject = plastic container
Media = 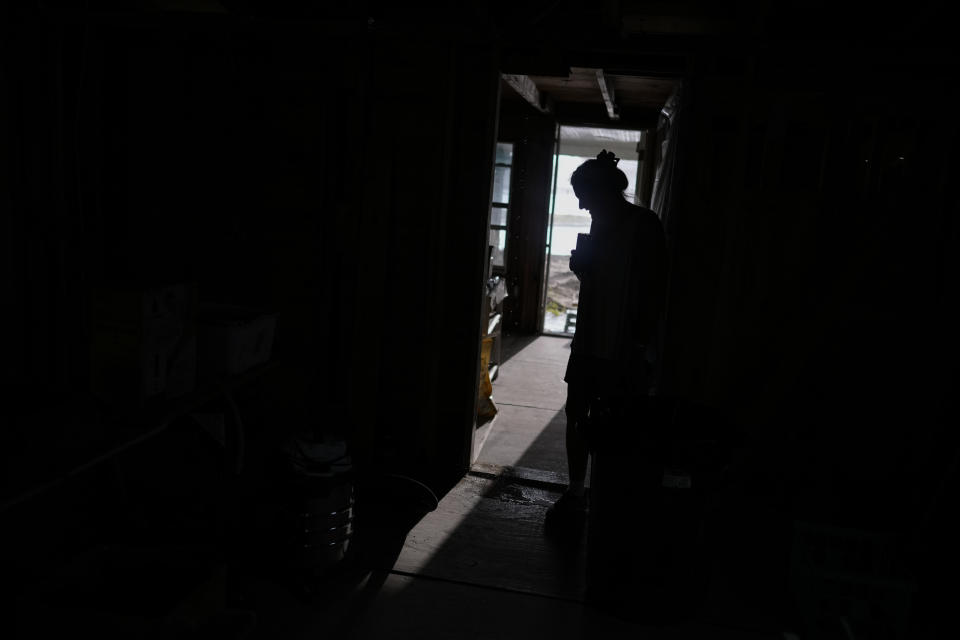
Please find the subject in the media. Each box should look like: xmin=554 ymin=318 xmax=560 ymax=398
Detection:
xmin=278 ymin=437 xmax=354 ymax=574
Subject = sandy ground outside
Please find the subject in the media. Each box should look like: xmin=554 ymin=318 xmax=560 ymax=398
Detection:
xmin=544 ymin=254 xmax=580 ymax=334
xmin=545 ymin=254 xmax=580 ymax=309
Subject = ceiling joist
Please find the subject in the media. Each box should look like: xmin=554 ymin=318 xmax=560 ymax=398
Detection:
xmin=502 ymin=74 xmax=553 ymax=114
xmin=595 ymin=69 xmax=619 ymax=121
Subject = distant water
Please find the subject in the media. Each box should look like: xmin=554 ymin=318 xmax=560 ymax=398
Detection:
xmin=548 ymin=225 xmax=589 ymax=256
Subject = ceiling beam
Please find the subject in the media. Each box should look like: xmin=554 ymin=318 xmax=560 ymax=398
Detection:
xmin=502 ymin=74 xmax=553 ymax=114
xmin=595 ymin=69 xmax=619 ymax=121
xmin=553 ymin=103 xmax=659 ymax=130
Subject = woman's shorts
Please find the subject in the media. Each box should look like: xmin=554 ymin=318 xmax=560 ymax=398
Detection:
xmin=564 ymin=352 xmax=649 ymax=403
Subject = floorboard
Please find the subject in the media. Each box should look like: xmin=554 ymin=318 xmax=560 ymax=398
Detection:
xmin=249 ymin=569 xmax=786 ymax=640
xmin=346 ymin=574 xmax=784 ymax=640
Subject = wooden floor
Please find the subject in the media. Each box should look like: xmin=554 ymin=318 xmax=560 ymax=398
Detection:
xmin=247 ymin=335 xmax=788 ymax=639
xmin=249 ymin=469 xmax=784 ymax=640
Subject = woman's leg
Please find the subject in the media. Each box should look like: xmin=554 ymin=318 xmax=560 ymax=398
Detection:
xmin=564 ymin=381 xmax=591 ymax=495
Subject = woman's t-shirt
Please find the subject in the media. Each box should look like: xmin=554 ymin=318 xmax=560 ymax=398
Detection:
xmin=571 ymin=207 xmax=665 ymax=364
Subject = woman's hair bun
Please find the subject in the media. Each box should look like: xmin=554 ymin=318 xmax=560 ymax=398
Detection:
xmin=597 ymin=149 xmax=620 ymax=165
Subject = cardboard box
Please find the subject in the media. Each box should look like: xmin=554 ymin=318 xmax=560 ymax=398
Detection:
xmin=198 ymin=304 xmax=277 ymax=377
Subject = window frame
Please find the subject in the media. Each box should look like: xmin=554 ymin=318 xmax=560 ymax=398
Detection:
xmin=489 ymin=142 xmax=514 ymax=274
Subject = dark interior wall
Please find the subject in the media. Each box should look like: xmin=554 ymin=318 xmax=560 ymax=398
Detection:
xmin=2 ymin=9 xmax=499 ymax=498
xmin=659 ymin=45 xmax=960 ymax=527
xmin=497 ymin=101 xmax=555 ymax=334
xmin=48 ymin=17 xmax=372 ymax=418
xmin=2 ymin=16 xmax=85 ymax=391
xmin=348 ymin=37 xmax=501 ymax=488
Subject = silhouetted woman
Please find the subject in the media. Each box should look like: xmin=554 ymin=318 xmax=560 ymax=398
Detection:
xmin=546 ymin=149 xmax=667 ymax=525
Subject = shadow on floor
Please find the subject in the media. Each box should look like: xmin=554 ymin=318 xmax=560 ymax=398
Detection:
xmin=247 ymin=342 xmax=794 ymax=639
xmin=512 ymin=408 xmax=569 ymax=478
xmin=474 ymin=391 xmax=797 ymax=634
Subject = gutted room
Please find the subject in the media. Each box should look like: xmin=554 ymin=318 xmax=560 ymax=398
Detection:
xmin=3 ymin=1 xmax=958 ymax=638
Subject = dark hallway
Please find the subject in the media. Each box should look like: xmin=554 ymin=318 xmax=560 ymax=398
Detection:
xmin=3 ymin=2 xmax=958 ymax=638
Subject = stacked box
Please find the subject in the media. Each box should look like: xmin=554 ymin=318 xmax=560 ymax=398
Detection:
xmin=90 ymin=283 xmax=197 ymax=406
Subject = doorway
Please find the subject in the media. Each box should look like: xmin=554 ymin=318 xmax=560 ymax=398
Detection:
xmin=541 ymin=125 xmax=647 ymax=335
xmin=474 ymin=123 xmax=655 ymax=477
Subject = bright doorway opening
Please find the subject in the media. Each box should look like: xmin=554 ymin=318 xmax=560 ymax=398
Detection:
xmin=541 ymin=125 xmax=647 ymax=335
